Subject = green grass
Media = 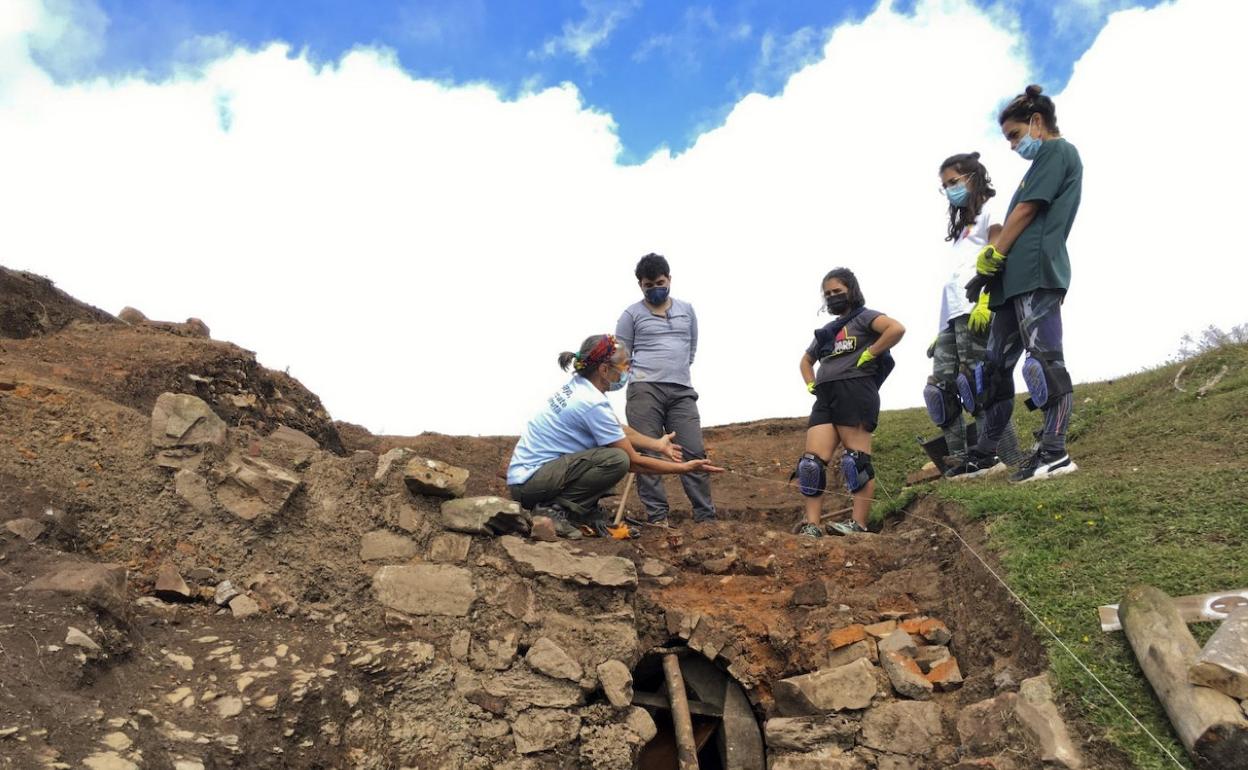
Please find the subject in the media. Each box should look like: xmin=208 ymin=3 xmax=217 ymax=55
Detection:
xmin=870 ymin=343 xmax=1248 ymax=769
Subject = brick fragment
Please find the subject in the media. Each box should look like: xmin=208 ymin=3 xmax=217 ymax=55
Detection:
xmin=826 ymin=624 xmax=867 ymax=650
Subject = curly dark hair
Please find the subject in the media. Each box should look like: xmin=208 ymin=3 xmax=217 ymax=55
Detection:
xmin=634 ymin=253 xmax=670 ymax=281
xmin=998 ymin=84 xmax=1059 ymax=134
xmin=939 ymin=152 xmax=996 ymax=242
xmin=821 ymin=268 xmax=865 ymax=311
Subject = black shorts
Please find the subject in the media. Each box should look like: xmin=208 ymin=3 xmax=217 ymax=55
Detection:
xmin=809 ymin=378 xmax=880 ymax=431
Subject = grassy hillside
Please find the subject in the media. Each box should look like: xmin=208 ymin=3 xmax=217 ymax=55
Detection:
xmin=871 ymin=343 xmax=1248 ymax=769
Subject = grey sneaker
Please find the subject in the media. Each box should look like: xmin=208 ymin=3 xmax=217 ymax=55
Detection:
xmin=828 ymin=519 xmax=870 ymax=536
xmin=952 ymin=448 xmax=1007 ymax=480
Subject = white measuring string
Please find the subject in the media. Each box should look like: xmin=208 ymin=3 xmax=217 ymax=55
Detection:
xmin=717 ymin=465 xmax=1188 ymax=769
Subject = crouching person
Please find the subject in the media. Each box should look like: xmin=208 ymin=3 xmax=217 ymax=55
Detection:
xmin=797 ymin=269 xmax=904 ymax=537
xmin=506 ymin=333 xmax=723 ymax=539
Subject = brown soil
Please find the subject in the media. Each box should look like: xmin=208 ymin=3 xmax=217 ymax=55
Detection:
xmin=0 ymin=271 xmax=1133 ymax=769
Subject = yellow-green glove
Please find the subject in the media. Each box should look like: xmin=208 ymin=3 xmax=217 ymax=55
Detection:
xmin=806 ymin=380 xmax=816 ymax=394
xmin=856 ymin=349 xmax=875 ymax=368
xmin=975 ymin=244 xmax=1007 ymax=275
xmin=968 ymin=292 xmax=992 ymax=333
xmin=926 ymin=335 xmax=938 ymax=359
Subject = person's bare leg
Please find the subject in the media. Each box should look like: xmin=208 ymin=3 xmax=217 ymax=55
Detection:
xmin=802 ymin=424 xmax=840 ymax=525
xmin=837 ymin=424 xmax=874 ymax=529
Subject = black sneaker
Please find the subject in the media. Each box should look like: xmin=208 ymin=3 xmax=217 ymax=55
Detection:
xmin=951 ymin=449 xmax=1006 ymax=481
xmin=797 ymin=523 xmax=824 ymax=539
xmin=532 ymin=504 xmax=583 ymax=540
xmin=1009 ymin=450 xmax=1078 ymax=484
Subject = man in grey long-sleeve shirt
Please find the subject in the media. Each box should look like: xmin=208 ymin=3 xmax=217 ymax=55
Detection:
xmin=615 ymin=253 xmax=716 ymax=524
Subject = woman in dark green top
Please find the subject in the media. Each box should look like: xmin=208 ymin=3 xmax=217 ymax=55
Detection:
xmin=963 ymin=85 xmax=1082 ymax=484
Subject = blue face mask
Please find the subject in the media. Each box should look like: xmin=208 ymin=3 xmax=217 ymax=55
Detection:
xmin=607 ymin=370 xmax=630 ymax=392
xmin=1015 ymin=131 xmax=1042 ymax=160
xmin=644 ymin=286 xmax=670 ymax=305
xmin=945 ymin=183 xmax=969 ymax=207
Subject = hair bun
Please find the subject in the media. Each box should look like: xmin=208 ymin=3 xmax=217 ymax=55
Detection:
xmin=1025 ymin=84 xmax=1044 ymax=98
xmin=969 ymin=151 xmax=980 ymax=159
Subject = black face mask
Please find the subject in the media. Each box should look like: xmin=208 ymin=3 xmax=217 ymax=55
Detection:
xmin=826 ymin=294 xmax=851 ymax=315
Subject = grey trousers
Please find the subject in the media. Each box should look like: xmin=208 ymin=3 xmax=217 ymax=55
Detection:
xmin=624 ymin=382 xmax=716 ymax=521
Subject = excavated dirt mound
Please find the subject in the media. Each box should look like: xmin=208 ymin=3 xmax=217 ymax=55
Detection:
xmin=0 ymin=267 xmax=116 ymax=339
xmin=0 ymin=281 xmax=1134 ymax=770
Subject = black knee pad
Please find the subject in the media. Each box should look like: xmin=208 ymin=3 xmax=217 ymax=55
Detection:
xmin=793 ymin=452 xmax=826 ymax=497
xmin=973 ymin=359 xmax=1015 ymax=411
xmin=923 ymin=379 xmax=961 ymax=428
xmin=841 ymin=450 xmax=874 ymax=493
xmin=1022 ymin=354 xmax=1073 ymax=410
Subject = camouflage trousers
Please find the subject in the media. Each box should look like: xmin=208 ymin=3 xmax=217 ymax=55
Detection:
xmin=929 ymin=315 xmax=986 ymax=460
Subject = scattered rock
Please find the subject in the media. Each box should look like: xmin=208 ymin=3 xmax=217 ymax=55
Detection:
xmin=228 ymin=594 xmax=260 ymax=619
xmin=512 ymin=709 xmax=581 ymax=754
xmin=792 ymin=579 xmax=828 ymax=607
xmin=4 ymin=518 xmax=45 ymax=541
xmin=860 ymin=700 xmax=944 ymax=755
xmin=65 ymin=626 xmax=101 ymax=651
xmin=827 ymin=624 xmax=866 ymax=649
xmin=526 ymin=637 xmax=584 ymax=682
xmin=865 ymin=620 xmax=898 ymax=638
xmin=926 ymin=656 xmax=964 ymax=690
xmin=956 ymin=693 xmax=1019 ymax=756
xmin=101 ymin=732 xmax=132 ymax=751
xmin=1015 ymin=674 xmax=1084 ymax=769
xmin=118 ymin=306 xmax=147 ymax=323
xmin=155 ymin=562 xmax=192 ymax=601
xmin=702 ymin=551 xmax=738 ymax=575
xmin=404 ymin=456 xmax=470 ymax=498
xmin=441 ymin=496 xmax=529 ymax=535
xmin=214 ymin=580 xmax=241 ymax=606
xmin=882 ymin=651 xmax=934 ymax=700
xmin=764 ymin=715 xmax=858 ymax=751
xmin=470 ymin=633 xmax=519 ymax=671
xmin=150 ymin=393 xmax=227 ymax=448
xmin=214 ymin=696 xmax=244 ymax=718
xmin=500 ymin=536 xmax=637 ymax=588
xmin=529 ymin=516 xmax=558 ymax=542
xmin=596 ymin=660 xmax=633 ymax=708
xmin=174 ymin=469 xmax=213 ymax=514
xmin=825 ymin=639 xmax=875 ymax=669
xmin=773 ymin=658 xmax=878 ymax=715
xmin=266 ymin=425 xmax=318 ymax=450
xmin=216 ymin=453 xmax=301 ymax=521
xmin=640 ymin=559 xmax=668 ymax=578
xmin=25 ymin=562 xmax=126 ymax=605
xmin=625 ymin=707 xmax=657 ymax=743
xmin=913 ymin=645 xmax=952 ymax=673
xmin=878 ymin=629 xmax=919 ymax=657
xmin=165 ymin=651 xmax=195 ymax=671
xmin=358 ymin=530 xmax=418 ymax=562
xmin=372 ymin=564 xmax=476 ymax=616
xmin=900 ymin=616 xmax=953 ymax=645
xmin=83 ymin=752 xmax=138 ymax=770
xmin=427 ymin=532 xmax=472 ymax=563
xmin=744 ymin=553 xmax=776 ymax=575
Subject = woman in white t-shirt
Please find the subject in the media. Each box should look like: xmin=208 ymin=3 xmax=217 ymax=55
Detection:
xmin=924 ymin=152 xmax=1002 ymax=478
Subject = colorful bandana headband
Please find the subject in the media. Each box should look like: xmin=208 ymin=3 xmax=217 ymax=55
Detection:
xmin=573 ymin=335 xmax=617 ymax=372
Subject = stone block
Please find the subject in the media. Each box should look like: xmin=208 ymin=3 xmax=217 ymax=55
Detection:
xmin=404 ymin=456 xmax=470 ymax=498
xmin=774 ymin=658 xmax=878 ymax=715
xmin=372 ymin=564 xmax=476 ymax=617
xmin=150 ymin=393 xmax=226 ymax=449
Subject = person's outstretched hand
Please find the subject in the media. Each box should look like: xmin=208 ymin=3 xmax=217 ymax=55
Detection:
xmin=656 ymin=431 xmax=684 ymax=462
xmin=683 ymin=459 xmax=725 ymax=474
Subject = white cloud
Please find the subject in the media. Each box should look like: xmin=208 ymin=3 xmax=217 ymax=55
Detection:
xmin=539 ymin=0 xmax=639 ymax=62
xmin=0 ymin=0 xmax=1244 ymax=438
xmin=753 ymin=26 xmax=825 ymax=91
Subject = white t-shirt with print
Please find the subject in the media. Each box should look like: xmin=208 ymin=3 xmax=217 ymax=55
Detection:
xmin=939 ymin=207 xmax=994 ymax=328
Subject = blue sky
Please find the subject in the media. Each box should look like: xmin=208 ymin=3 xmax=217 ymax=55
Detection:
xmin=49 ymin=0 xmax=1163 ymax=163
